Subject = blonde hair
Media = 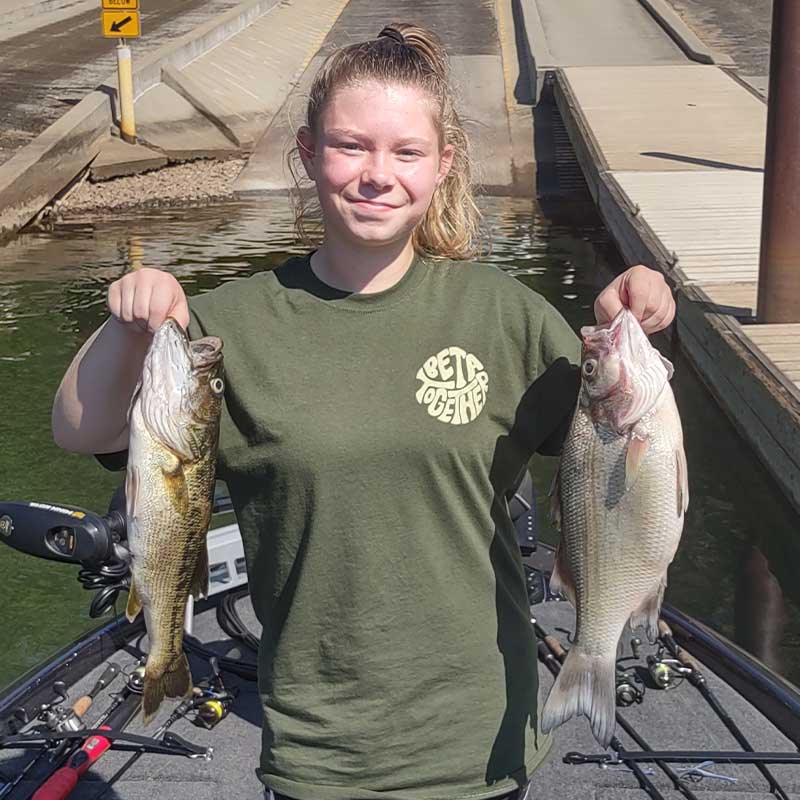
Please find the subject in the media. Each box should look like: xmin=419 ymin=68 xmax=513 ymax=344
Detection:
xmin=288 ymin=23 xmax=482 ymax=260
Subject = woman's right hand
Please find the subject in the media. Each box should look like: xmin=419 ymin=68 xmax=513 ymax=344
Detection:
xmin=107 ymin=267 xmax=190 ymax=335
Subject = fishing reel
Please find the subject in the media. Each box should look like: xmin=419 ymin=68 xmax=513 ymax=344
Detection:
xmin=615 ymin=637 xmax=646 ymax=707
xmin=190 ymin=658 xmax=238 ymax=730
xmin=647 ymin=644 xmax=692 ymax=690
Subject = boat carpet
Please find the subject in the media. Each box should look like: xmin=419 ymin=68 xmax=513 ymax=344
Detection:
xmin=3 ymin=594 xmax=800 ymax=799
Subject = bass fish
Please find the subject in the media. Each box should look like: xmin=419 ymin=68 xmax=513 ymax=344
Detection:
xmin=125 ymin=317 xmax=224 ymax=722
xmin=541 ymin=308 xmax=688 ymax=746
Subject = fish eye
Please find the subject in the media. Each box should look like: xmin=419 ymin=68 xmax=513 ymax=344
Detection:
xmin=210 ymin=378 xmax=225 ymax=395
xmin=582 ymin=358 xmax=598 ymax=379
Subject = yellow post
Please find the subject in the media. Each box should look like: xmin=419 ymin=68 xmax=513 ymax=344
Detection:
xmin=116 ymin=39 xmax=136 ymax=144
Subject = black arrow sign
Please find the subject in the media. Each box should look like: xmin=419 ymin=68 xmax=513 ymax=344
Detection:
xmin=110 ymin=15 xmax=132 ymax=32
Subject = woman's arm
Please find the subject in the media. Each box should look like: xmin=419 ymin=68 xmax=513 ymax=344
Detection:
xmin=51 ymin=268 xmax=189 ymax=454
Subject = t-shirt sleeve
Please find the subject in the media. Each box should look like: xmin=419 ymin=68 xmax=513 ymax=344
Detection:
xmin=532 ymin=301 xmax=582 ymax=456
xmin=94 ymin=307 xmax=210 ymax=473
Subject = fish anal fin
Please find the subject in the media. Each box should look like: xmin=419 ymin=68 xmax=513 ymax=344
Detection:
xmin=676 ymin=446 xmax=689 ymax=516
xmin=629 ymin=574 xmax=667 ymax=642
xmin=125 ymin=579 xmax=142 ymax=623
xmin=625 ymin=433 xmax=650 ymax=492
xmin=549 ymin=541 xmax=576 ymax=606
xmin=189 ymin=545 xmax=209 ymax=600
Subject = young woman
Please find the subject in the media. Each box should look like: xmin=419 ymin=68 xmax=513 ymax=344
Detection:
xmin=52 ymin=23 xmax=675 ymax=800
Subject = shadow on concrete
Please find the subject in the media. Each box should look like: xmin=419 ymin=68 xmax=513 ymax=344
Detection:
xmin=640 ymin=151 xmax=764 ymax=173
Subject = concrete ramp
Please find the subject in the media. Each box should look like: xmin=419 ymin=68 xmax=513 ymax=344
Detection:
xmin=235 ymin=0 xmax=517 ymax=196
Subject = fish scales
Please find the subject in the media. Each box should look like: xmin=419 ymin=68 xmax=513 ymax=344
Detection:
xmin=124 ymin=318 xmax=224 ymax=723
xmin=541 ymin=309 xmax=687 ymax=747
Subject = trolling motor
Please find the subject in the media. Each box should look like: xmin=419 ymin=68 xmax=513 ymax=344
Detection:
xmin=0 ymin=497 xmax=131 ymax=617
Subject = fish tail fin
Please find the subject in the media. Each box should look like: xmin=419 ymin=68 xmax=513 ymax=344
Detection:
xmin=540 ymin=648 xmax=617 ymax=747
xmin=629 ymin=575 xmax=668 ymax=642
xmin=142 ymin=653 xmax=193 ymax=724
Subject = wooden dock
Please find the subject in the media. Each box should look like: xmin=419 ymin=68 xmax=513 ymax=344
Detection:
xmin=551 ymin=61 xmax=800 ymax=512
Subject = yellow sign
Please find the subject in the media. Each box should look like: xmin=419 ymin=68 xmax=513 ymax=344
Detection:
xmin=102 ymin=9 xmax=140 ymax=37
xmin=102 ymin=0 xmax=137 ymax=8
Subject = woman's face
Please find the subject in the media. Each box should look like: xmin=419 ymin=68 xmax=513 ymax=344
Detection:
xmin=299 ymin=80 xmax=454 ymax=250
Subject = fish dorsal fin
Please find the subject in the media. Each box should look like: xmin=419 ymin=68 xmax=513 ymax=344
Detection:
xmin=126 ymin=578 xmax=143 ymax=622
xmin=625 ymin=433 xmax=650 ymax=492
xmin=189 ymin=546 xmax=209 ymax=600
xmin=676 ymin=445 xmax=689 ymax=515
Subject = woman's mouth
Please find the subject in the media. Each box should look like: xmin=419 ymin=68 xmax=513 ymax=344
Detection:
xmin=348 ymin=198 xmax=398 ymax=210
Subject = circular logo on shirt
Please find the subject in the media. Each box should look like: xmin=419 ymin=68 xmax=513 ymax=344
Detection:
xmin=415 ymin=347 xmax=489 ymax=425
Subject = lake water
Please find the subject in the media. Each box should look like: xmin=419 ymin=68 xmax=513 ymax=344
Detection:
xmin=1 ymin=195 xmax=798 ymax=690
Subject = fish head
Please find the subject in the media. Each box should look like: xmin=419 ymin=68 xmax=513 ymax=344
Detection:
xmin=139 ymin=318 xmax=224 ymax=460
xmin=579 ymin=308 xmax=673 ymax=433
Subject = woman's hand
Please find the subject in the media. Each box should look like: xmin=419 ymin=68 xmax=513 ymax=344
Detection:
xmin=594 ymin=265 xmax=675 ymax=334
xmin=107 ymin=267 xmax=190 ymax=335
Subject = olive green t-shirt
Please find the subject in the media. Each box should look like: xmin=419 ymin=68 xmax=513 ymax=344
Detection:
xmin=186 ymin=254 xmax=581 ymax=800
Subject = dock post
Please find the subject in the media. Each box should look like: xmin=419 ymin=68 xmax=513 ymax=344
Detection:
xmin=758 ymin=0 xmax=800 ymax=323
xmin=116 ymin=38 xmax=137 ymax=145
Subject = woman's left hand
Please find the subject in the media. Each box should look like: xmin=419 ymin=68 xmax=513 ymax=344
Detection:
xmin=594 ymin=265 xmax=676 ymax=335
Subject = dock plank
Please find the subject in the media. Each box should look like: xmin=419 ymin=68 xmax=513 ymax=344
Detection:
xmin=560 ymin=65 xmax=766 ymax=172
xmin=611 ymin=171 xmax=763 ymax=284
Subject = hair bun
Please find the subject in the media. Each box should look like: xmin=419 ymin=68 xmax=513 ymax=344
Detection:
xmin=378 ymin=26 xmax=405 ymax=44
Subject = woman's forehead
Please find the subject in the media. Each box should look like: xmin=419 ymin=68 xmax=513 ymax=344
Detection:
xmin=319 ymin=81 xmax=439 ymax=138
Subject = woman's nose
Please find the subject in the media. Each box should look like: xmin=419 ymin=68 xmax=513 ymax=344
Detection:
xmin=361 ymin=152 xmax=393 ymax=189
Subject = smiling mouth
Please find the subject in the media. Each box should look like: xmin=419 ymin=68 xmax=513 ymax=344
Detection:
xmin=348 ymin=198 xmax=398 ymax=210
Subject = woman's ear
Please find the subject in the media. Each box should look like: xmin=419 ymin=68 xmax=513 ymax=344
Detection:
xmin=436 ymin=143 xmax=455 ymax=186
xmin=297 ymin=125 xmax=317 ymax=181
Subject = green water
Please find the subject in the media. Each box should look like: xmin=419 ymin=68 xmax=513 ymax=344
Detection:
xmin=1 ymin=196 xmax=798 ymax=689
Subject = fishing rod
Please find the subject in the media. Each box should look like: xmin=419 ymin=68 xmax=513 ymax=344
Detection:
xmin=20 ymin=664 xmax=144 ymax=800
xmin=657 ymin=619 xmax=790 ymax=800
xmin=533 ymin=620 xmax=668 ymax=800
xmin=93 ymin=657 xmax=236 ymax=800
xmin=565 ymin=751 xmax=800 ymax=766
xmin=0 ymin=664 xmax=122 ymax=800
xmin=533 ymin=618 xmax=702 ymax=800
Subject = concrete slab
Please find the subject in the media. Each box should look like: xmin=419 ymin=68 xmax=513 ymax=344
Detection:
xmin=178 ymin=0 xmax=349 ymax=150
xmin=135 ymin=83 xmax=240 ymax=162
xmin=90 ymin=136 xmax=168 ymax=181
xmin=611 ymin=170 xmax=763 ymax=283
xmin=451 ymin=55 xmax=514 ymax=193
xmin=233 ymin=55 xmax=324 ymax=195
xmin=530 ymin=0 xmax=688 ymax=66
xmin=560 ymin=64 xmax=766 ymax=172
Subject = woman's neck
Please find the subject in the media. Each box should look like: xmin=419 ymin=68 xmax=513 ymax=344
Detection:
xmin=310 ymin=238 xmax=415 ymax=294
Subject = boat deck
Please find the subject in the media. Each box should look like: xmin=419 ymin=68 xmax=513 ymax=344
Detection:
xmin=3 ymin=588 xmax=800 ymax=800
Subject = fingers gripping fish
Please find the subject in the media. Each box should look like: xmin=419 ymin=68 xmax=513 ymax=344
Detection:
xmin=540 ymin=308 xmax=688 ymax=747
xmin=124 ymin=318 xmax=224 ymax=723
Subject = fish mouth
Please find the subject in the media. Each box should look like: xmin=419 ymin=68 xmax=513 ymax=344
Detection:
xmin=580 ymin=308 xmax=626 ymax=352
xmin=190 ymin=336 xmax=223 ymax=371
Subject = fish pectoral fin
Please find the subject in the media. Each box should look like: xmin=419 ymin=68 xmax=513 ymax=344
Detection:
xmin=629 ymin=574 xmax=667 ymax=642
xmin=676 ymin=446 xmax=689 ymax=516
xmin=125 ymin=579 xmax=143 ymax=623
xmin=189 ymin=545 xmax=209 ymax=600
xmin=160 ymin=453 xmax=190 ymax=515
xmin=548 ymin=465 xmax=562 ymax=531
xmin=624 ymin=433 xmax=650 ymax=492
xmin=549 ymin=541 xmax=576 ymax=606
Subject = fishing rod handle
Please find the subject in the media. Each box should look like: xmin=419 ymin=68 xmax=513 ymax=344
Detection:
xmin=31 ymin=728 xmax=112 ymax=800
xmin=71 ymin=663 xmax=121 ymax=719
